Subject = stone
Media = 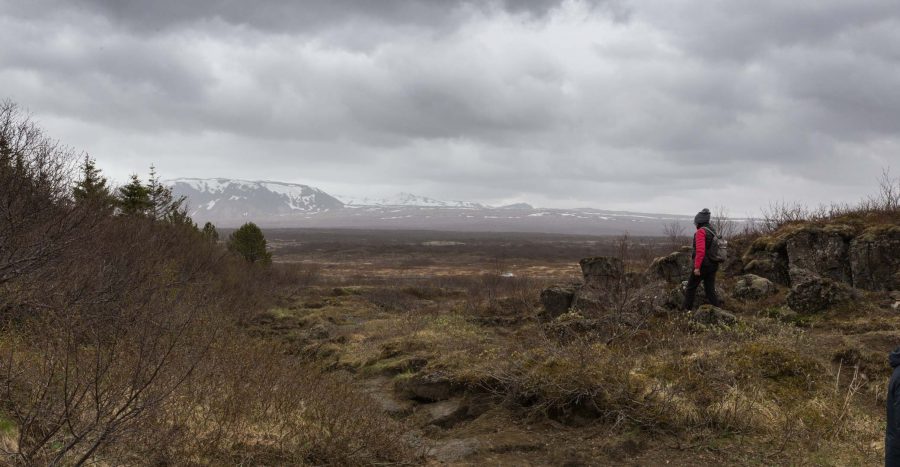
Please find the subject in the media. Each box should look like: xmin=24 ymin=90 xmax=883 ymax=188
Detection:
xmin=786 ymin=267 xmax=854 ymax=314
xmin=570 ymin=257 xmax=628 ymax=315
xmin=850 ymin=225 xmax=900 ymax=291
xmin=646 ymin=250 xmax=692 ymax=284
xmin=539 ymin=284 xmax=578 ymax=321
xmin=732 ymin=274 xmax=777 ymax=301
xmin=690 ymin=305 xmax=737 ymax=326
xmin=579 ymin=257 xmax=624 ymax=288
xmin=784 ymin=226 xmax=854 ymax=284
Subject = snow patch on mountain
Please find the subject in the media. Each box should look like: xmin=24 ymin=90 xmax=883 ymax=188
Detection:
xmin=337 ymin=192 xmax=484 ymax=208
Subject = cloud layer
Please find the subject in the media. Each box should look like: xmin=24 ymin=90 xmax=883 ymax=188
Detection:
xmin=1 ymin=0 xmax=897 ymax=215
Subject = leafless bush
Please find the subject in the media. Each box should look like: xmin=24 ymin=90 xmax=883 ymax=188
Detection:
xmin=711 ymin=205 xmax=737 ymax=238
xmin=662 ymin=220 xmax=688 ymax=248
xmin=865 ymin=167 xmax=900 ymax=213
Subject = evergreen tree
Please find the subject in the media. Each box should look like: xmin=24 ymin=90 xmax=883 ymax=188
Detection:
xmin=117 ymin=174 xmax=152 ymax=216
xmin=226 ymin=222 xmax=271 ymax=264
xmin=73 ymin=155 xmax=112 ymax=207
xmin=145 ymin=165 xmax=192 ymax=224
xmin=202 ymin=222 xmax=219 ymax=242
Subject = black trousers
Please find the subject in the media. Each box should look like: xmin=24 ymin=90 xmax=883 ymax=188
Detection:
xmin=683 ymin=263 xmax=720 ymax=310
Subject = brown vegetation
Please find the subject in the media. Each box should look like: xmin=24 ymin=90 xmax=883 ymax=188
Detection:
xmin=0 ymin=102 xmax=414 ymax=465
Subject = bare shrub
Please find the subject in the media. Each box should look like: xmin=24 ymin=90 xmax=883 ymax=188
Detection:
xmin=710 ymin=205 xmax=737 ymax=238
xmin=865 ymin=167 xmax=900 ymax=213
xmin=662 ymin=220 xmax=688 ymax=248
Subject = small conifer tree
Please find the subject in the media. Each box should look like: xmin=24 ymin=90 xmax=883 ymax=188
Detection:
xmin=117 ymin=174 xmax=152 ymax=216
xmin=73 ymin=155 xmax=113 ymax=208
xmin=226 ymin=222 xmax=272 ymax=264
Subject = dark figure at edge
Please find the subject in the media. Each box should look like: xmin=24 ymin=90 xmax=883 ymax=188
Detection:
xmin=683 ymin=208 xmax=720 ymax=310
xmin=886 ymin=348 xmax=900 ymax=466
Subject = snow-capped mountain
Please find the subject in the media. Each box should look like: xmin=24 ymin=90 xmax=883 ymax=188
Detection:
xmin=337 ymin=192 xmax=484 ymax=209
xmin=166 ymin=177 xmax=727 ymax=235
xmin=169 ymin=178 xmax=343 ymax=223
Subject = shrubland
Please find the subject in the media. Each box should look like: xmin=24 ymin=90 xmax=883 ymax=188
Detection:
xmin=0 ymin=101 xmax=414 ymax=465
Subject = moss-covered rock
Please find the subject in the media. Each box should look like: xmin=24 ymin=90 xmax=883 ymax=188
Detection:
xmin=732 ymin=274 xmax=777 ymax=301
xmin=646 ymin=250 xmax=692 ymax=284
xmin=786 ymin=267 xmax=855 ymax=313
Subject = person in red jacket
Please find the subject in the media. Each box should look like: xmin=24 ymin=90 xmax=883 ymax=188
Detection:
xmin=683 ymin=208 xmax=721 ymax=310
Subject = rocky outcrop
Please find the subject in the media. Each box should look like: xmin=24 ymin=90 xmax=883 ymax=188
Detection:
xmin=579 ymin=257 xmax=624 ymax=288
xmin=732 ymin=274 xmax=777 ymax=301
xmin=691 ymin=305 xmax=737 ymax=327
xmin=849 ymin=225 xmax=900 ymax=291
xmin=740 ymin=223 xmax=898 ymax=293
xmin=539 ymin=284 xmax=578 ymax=320
xmin=571 ymin=257 xmax=626 ymax=315
xmin=742 ymin=237 xmax=790 ymax=286
xmin=645 ymin=248 xmax=692 ymax=284
xmin=786 ymin=267 xmax=855 ymax=313
xmin=784 ymin=225 xmax=854 ymax=284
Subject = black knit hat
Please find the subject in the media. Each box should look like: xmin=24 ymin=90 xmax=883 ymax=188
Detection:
xmin=694 ymin=208 xmax=711 ymax=226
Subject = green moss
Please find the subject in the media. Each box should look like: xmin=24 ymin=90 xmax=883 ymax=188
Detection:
xmin=0 ymin=414 xmax=15 ymax=435
xmin=266 ymin=307 xmax=294 ymax=319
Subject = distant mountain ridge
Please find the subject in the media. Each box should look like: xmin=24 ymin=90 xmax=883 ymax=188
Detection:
xmin=168 ymin=177 xmax=708 ymax=235
xmin=169 ymin=178 xmax=344 ymax=222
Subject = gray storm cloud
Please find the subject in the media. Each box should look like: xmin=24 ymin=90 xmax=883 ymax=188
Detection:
xmin=0 ymin=0 xmax=897 ymax=215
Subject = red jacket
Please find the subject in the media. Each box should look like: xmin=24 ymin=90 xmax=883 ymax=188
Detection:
xmin=693 ymin=227 xmax=707 ymax=269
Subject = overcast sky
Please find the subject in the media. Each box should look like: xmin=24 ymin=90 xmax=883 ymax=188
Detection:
xmin=1 ymin=0 xmax=898 ymax=215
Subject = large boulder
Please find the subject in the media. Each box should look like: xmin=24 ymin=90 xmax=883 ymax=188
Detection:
xmin=784 ymin=225 xmax=854 ymax=284
xmin=732 ymin=274 xmax=777 ymax=301
xmin=539 ymin=284 xmax=578 ymax=321
xmin=849 ymin=225 xmax=900 ymax=291
xmin=646 ymin=248 xmax=692 ymax=284
xmin=786 ymin=267 xmax=854 ymax=313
